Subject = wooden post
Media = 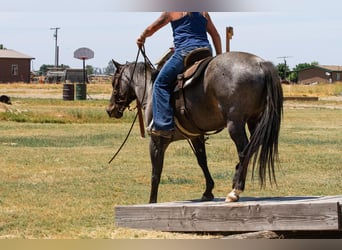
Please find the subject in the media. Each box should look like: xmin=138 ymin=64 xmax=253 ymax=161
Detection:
xmin=226 ymin=26 xmax=234 ymax=52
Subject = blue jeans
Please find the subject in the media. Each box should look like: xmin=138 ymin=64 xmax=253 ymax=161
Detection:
xmin=152 ymin=45 xmax=211 ymax=131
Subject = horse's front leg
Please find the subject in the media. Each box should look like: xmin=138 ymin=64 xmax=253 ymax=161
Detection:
xmin=190 ymin=136 xmax=215 ymax=201
xmin=149 ymin=136 xmax=170 ymax=203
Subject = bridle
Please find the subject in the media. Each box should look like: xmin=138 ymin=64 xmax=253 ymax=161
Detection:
xmin=111 ymin=63 xmax=137 ymax=115
xmin=111 ymin=46 xmax=154 ymax=116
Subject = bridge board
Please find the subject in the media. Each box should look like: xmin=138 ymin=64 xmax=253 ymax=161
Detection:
xmin=115 ymin=196 xmax=342 ymax=232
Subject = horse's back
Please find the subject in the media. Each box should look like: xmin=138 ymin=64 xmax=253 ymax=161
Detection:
xmin=204 ymin=52 xmax=272 ymax=120
xmin=206 ymin=52 xmax=266 ymax=89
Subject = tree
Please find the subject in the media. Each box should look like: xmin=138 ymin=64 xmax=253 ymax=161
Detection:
xmin=104 ymin=60 xmax=115 ymax=75
xmin=86 ymin=65 xmax=94 ymax=75
xmin=276 ymin=63 xmax=290 ymax=81
xmin=39 ymin=64 xmax=54 ymax=75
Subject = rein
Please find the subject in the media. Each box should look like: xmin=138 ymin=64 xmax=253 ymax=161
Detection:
xmin=108 ymin=46 xmax=153 ymax=164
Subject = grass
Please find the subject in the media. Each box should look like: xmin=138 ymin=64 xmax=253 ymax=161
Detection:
xmin=0 ymin=83 xmax=341 ymax=238
xmin=0 ymin=98 xmax=136 ymax=124
xmin=282 ymin=81 xmax=342 ymax=96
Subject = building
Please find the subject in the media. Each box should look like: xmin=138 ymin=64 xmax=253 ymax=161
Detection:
xmin=297 ymin=65 xmax=342 ymax=84
xmin=0 ymin=48 xmax=35 ymax=83
xmin=44 ymin=68 xmax=88 ymax=83
xmin=44 ymin=67 xmax=66 ymax=83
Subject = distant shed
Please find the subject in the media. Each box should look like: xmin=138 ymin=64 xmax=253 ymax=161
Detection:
xmin=297 ymin=65 xmax=342 ymax=84
xmin=44 ymin=68 xmax=88 ymax=83
xmin=64 ymin=68 xmax=88 ymax=83
xmin=0 ymin=48 xmax=35 ymax=83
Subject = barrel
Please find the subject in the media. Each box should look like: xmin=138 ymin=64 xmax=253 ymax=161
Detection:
xmin=63 ymin=84 xmax=75 ymax=101
xmin=75 ymin=83 xmax=87 ymax=100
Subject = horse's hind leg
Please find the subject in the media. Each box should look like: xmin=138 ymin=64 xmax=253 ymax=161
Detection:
xmin=149 ymin=136 xmax=170 ymax=203
xmin=247 ymin=116 xmax=260 ymax=138
xmin=190 ymin=136 xmax=214 ymax=201
xmin=226 ymin=120 xmax=249 ymax=202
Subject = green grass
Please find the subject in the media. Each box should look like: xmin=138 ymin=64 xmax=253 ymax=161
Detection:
xmin=0 ymin=84 xmax=341 ymax=238
xmin=0 ymin=98 xmax=136 ymax=124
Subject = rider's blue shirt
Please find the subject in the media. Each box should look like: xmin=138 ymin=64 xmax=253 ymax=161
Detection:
xmin=171 ymin=12 xmax=210 ymax=53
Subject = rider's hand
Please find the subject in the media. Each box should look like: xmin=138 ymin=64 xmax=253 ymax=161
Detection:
xmin=136 ymin=36 xmax=145 ymax=48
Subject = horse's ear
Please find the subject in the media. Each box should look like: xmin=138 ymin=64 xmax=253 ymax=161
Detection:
xmin=112 ymin=59 xmax=122 ymax=71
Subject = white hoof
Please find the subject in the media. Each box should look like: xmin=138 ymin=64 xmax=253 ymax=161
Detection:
xmin=225 ymin=189 xmax=242 ymax=202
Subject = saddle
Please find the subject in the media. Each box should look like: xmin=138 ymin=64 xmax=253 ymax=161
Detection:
xmin=175 ymin=47 xmax=213 ymax=91
xmin=173 ymin=48 xmax=215 ymax=137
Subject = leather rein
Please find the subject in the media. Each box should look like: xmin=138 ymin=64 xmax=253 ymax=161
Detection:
xmin=108 ymin=47 xmax=153 ymax=164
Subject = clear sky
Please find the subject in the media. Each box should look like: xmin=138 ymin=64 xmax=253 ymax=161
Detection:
xmin=1 ymin=0 xmax=341 ymax=71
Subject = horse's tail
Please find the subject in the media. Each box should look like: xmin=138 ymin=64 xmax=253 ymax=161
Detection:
xmin=245 ymin=61 xmax=283 ymax=186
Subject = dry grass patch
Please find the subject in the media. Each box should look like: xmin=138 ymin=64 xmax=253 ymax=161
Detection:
xmin=282 ymin=82 xmax=342 ymax=97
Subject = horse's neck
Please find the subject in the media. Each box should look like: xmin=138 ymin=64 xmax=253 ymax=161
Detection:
xmin=134 ymin=72 xmax=153 ymax=125
xmin=135 ymin=73 xmax=152 ymax=105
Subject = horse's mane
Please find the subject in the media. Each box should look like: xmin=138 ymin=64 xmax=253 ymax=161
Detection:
xmin=126 ymin=61 xmax=153 ymax=75
xmin=132 ymin=61 xmax=157 ymax=84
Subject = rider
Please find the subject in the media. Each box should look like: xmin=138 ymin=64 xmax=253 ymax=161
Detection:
xmin=137 ymin=12 xmax=222 ymax=138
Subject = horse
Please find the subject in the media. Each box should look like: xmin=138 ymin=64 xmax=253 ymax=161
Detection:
xmin=106 ymin=51 xmax=283 ymax=203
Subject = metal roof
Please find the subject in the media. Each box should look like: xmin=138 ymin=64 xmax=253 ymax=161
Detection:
xmin=297 ymin=65 xmax=342 ymax=73
xmin=0 ymin=49 xmax=35 ymax=59
xmin=318 ymin=65 xmax=342 ymax=72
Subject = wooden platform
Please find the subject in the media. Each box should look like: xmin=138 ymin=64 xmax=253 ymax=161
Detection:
xmin=115 ymin=196 xmax=342 ymax=232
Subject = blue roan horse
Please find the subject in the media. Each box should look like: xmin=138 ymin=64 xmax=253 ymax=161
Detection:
xmin=107 ymin=51 xmax=283 ymax=203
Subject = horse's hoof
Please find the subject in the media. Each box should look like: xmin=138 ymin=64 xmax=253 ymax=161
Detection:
xmin=201 ymin=193 xmax=214 ymax=202
xmin=225 ymin=189 xmax=242 ymax=202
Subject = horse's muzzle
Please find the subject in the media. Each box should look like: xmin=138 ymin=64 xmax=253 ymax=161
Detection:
xmin=106 ymin=106 xmax=123 ymax=118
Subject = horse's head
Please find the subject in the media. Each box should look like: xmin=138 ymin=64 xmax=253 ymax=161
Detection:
xmin=106 ymin=60 xmax=137 ymax=118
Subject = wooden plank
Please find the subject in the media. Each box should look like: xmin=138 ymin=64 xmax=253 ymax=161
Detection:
xmin=115 ymin=199 xmax=340 ymax=232
xmin=221 ymin=231 xmax=280 ymax=239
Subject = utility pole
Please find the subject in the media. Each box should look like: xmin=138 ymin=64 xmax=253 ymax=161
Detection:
xmin=277 ymin=56 xmax=292 ymax=80
xmin=50 ymin=27 xmax=60 ymax=68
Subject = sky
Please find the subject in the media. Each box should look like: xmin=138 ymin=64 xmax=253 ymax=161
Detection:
xmin=1 ymin=0 xmax=341 ymax=72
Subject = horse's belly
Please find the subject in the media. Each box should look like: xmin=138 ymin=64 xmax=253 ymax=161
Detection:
xmin=175 ymin=95 xmax=226 ymax=133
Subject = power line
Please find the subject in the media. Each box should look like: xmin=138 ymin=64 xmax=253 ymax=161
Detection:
xmin=277 ymin=56 xmax=292 ymax=64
